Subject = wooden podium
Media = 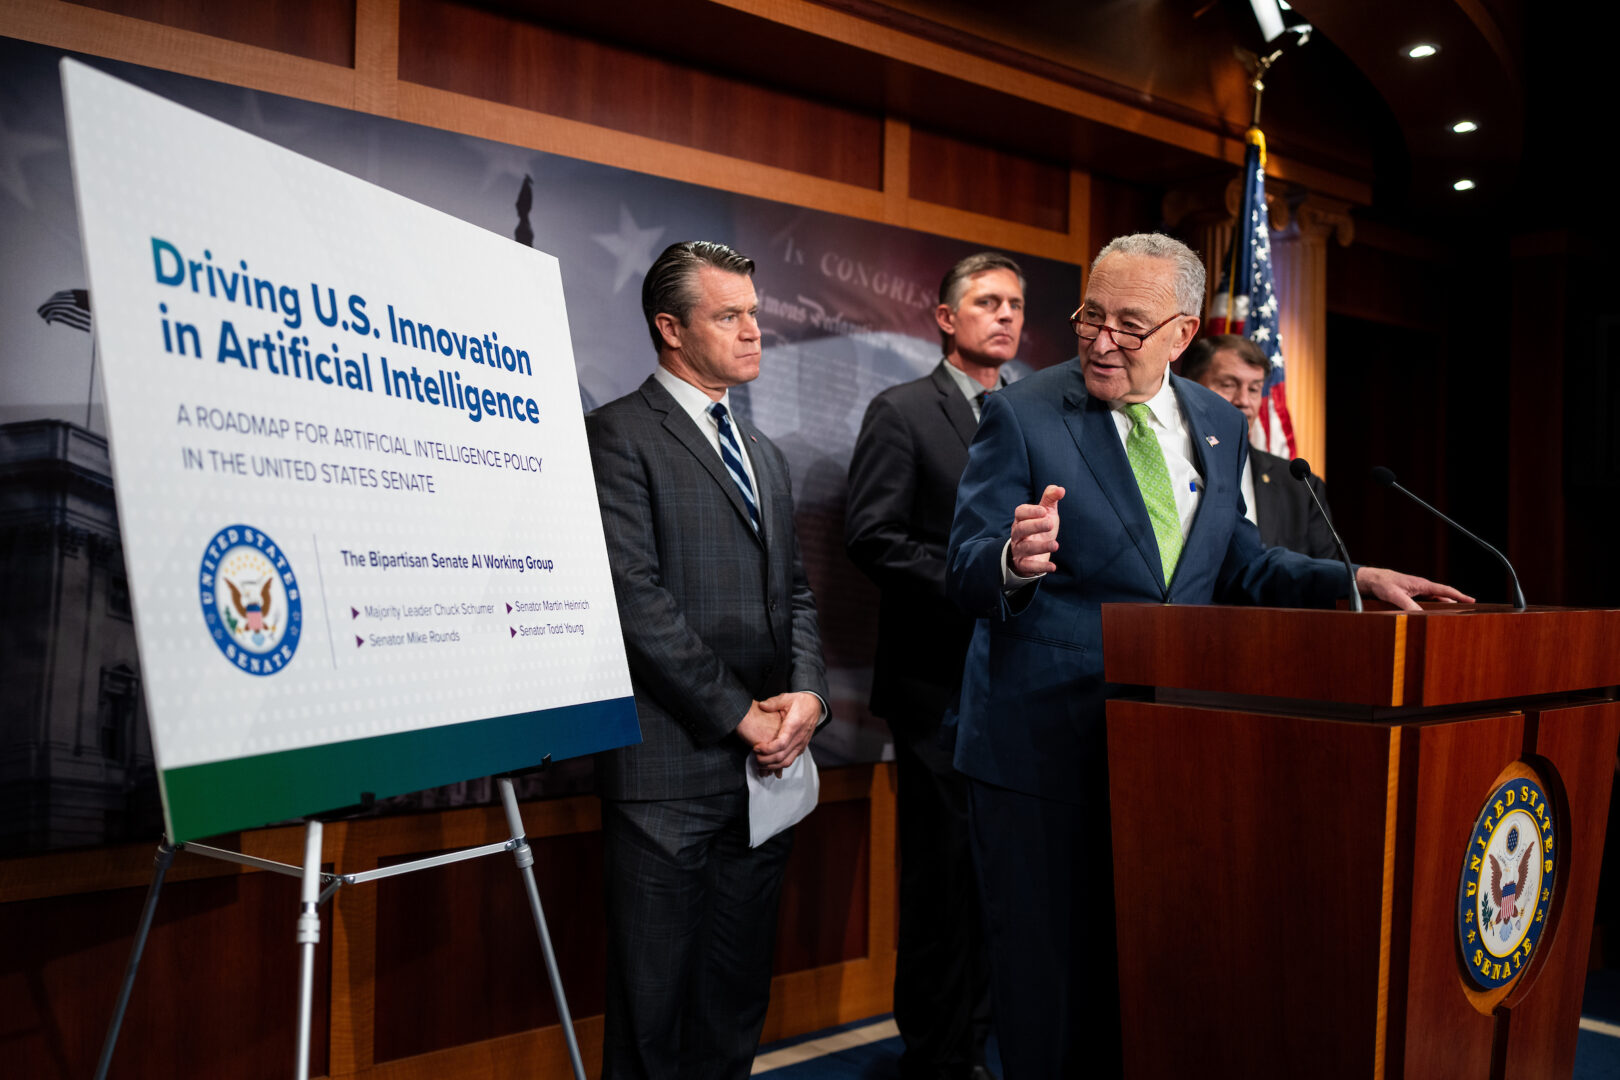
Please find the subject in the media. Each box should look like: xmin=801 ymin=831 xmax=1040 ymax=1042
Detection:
xmin=1102 ymin=604 xmax=1620 ymax=1080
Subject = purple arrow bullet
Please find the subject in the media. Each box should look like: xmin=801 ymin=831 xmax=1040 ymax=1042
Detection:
xmin=510 ymin=626 xmax=517 ymax=638
xmin=351 ymin=606 xmax=359 ymax=619
xmin=355 ymin=635 xmax=364 ymax=648
xmin=506 ymin=602 xmax=513 ymax=613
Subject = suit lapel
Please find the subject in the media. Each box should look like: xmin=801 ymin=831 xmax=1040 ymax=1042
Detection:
xmin=1172 ymin=376 xmax=1216 ymax=487
xmin=1062 ymin=367 xmax=1166 ymax=590
xmin=1250 ymin=452 xmax=1282 ymax=547
xmin=638 ymin=376 xmax=765 ymax=549
xmin=1172 ymin=378 xmax=1221 ymax=569
xmin=930 ymin=361 xmax=978 ymax=448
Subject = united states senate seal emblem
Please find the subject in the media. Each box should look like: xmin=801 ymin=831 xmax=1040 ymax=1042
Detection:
xmin=1456 ymin=772 xmax=1556 ymax=990
xmin=198 ymin=524 xmax=303 ymax=675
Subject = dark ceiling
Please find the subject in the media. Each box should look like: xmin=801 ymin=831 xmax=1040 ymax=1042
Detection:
xmin=483 ymin=0 xmax=1540 ymax=220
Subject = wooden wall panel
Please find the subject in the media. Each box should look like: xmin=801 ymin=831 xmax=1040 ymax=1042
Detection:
xmin=0 ymin=872 xmax=331 ymax=1079
xmin=371 ymin=831 xmax=605 ymax=1063
xmin=773 ymin=796 xmax=870 ymax=973
xmin=1088 ymin=172 xmax=1164 ymax=259
xmin=69 ymin=0 xmax=355 ymax=67
xmin=398 ymin=0 xmax=884 ymax=190
xmin=908 ymin=126 xmax=1068 ymax=233
xmin=366 ymin=786 xmax=871 ymax=1062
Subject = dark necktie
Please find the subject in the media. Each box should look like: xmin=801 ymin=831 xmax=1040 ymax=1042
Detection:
xmin=708 ymin=401 xmax=760 ymax=532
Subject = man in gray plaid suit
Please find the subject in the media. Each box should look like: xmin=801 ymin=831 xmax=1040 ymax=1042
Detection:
xmin=586 ymin=240 xmax=830 ymax=1080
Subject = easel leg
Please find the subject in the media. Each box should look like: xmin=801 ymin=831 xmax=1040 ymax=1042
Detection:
xmin=93 ymin=840 xmax=176 ymax=1080
xmin=500 ymin=777 xmax=587 ymax=1080
xmin=294 ymin=820 xmax=323 ymax=1080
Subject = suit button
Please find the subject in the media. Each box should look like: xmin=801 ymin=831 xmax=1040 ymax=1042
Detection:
xmin=769 ymin=599 xmax=778 ymax=612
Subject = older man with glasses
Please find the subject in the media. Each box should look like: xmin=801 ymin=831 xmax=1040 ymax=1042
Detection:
xmin=944 ymin=233 xmax=1468 ymax=1077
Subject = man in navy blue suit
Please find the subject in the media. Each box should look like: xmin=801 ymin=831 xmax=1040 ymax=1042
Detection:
xmin=946 ymin=233 xmax=1468 ymax=1077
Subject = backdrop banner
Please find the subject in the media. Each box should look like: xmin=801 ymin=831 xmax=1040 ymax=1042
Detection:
xmin=0 ymin=35 xmax=1081 ymax=853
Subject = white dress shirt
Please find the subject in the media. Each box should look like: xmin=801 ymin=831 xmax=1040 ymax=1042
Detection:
xmin=654 ymin=364 xmax=760 ymax=496
xmin=1239 ymin=454 xmax=1260 ymax=528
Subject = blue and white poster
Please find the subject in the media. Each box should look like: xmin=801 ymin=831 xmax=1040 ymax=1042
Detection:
xmin=62 ymin=59 xmax=639 ymax=842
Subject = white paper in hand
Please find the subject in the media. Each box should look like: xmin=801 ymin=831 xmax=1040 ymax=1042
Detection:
xmin=746 ymin=751 xmax=820 ymax=848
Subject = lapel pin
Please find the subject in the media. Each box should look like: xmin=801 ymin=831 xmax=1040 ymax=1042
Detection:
xmin=1262 ymin=473 xmax=1271 ymax=483
xmin=1205 ymin=435 xmax=1220 ymax=447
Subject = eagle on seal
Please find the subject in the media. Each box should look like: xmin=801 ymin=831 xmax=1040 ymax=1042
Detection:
xmin=226 ymin=577 xmax=273 ymax=634
xmin=1489 ymin=839 xmax=1536 ymax=925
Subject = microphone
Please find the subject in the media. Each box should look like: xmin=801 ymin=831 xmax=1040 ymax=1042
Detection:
xmin=1289 ymin=458 xmax=1361 ymax=612
xmin=1371 ymin=466 xmax=1525 ymax=611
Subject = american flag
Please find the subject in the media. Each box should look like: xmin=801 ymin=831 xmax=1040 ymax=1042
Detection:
xmin=38 ymin=288 xmax=92 ymax=332
xmin=1207 ymin=130 xmax=1295 ymax=459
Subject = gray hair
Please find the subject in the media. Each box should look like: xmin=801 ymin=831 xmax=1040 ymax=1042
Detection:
xmin=1091 ymin=233 xmax=1205 ymax=318
xmin=938 ymin=251 xmax=1025 ymax=349
xmin=642 ymin=240 xmax=756 ymax=353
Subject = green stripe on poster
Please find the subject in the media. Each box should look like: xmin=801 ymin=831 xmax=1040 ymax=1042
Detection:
xmin=161 ymin=697 xmax=640 ymax=842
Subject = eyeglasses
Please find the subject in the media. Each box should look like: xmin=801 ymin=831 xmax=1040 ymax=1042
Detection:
xmin=1068 ymin=309 xmax=1187 ymax=351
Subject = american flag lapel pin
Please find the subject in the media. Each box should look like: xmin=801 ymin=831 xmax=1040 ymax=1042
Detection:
xmin=1206 ymin=435 xmax=1220 ymax=447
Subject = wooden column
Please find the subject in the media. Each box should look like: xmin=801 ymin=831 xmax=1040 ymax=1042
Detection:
xmin=1163 ymin=178 xmax=1241 ymax=317
xmin=1271 ymin=195 xmax=1353 ymax=477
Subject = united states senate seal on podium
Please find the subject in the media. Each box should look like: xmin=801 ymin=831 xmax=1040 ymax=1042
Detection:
xmin=1456 ymin=773 xmax=1556 ymax=990
xmin=198 ymin=524 xmax=303 ymax=676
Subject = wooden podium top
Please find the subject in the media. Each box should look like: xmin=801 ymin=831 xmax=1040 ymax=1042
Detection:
xmin=1100 ymin=603 xmax=1620 ymax=709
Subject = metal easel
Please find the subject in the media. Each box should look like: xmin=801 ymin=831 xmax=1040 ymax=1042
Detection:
xmin=93 ymin=776 xmax=585 ymax=1080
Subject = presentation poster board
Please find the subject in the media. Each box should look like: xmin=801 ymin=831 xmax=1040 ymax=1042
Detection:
xmin=60 ymin=60 xmax=639 ymax=843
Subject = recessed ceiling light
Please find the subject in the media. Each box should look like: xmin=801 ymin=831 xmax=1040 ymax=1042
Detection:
xmin=1407 ymin=43 xmax=1439 ymax=59
xmin=1453 ymin=179 xmax=1476 ymax=191
xmin=1452 ymin=120 xmax=1479 ymax=134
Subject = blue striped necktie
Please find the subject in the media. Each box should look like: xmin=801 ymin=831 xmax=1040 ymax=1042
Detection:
xmin=708 ymin=401 xmax=761 ymax=532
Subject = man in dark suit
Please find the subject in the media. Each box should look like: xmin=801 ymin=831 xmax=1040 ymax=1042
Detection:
xmin=846 ymin=252 xmax=1022 ymax=1080
xmin=946 ymin=233 xmax=1469 ymax=1077
xmin=586 ymin=240 xmax=830 ymax=1080
xmin=1179 ymin=333 xmax=1338 ymax=558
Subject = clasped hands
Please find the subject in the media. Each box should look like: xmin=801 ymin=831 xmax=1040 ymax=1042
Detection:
xmin=737 ymin=691 xmax=819 ymax=777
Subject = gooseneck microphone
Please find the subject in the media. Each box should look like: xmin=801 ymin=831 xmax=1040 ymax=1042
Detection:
xmin=1371 ymin=466 xmax=1526 ymax=611
xmin=1289 ymin=457 xmax=1361 ymax=612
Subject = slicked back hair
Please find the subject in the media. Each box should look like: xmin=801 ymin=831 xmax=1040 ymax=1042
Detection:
xmin=642 ymin=240 xmax=757 ymax=353
xmin=937 ymin=251 xmax=1025 ymax=350
xmin=1090 ymin=233 xmax=1205 ymax=320
xmin=1179 ymin=333 xmax=1271 ymax=383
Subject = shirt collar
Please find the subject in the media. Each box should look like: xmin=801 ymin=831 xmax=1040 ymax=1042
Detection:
xmin=1112 ymin=369 xmax=1180 ymax=430
xmin=941 ymin=358 xmax=1002 ymax=402
xmin=654 ymin=363 xmax=733 ymax=426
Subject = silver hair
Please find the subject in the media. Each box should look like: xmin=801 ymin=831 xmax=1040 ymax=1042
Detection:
xmin=1091 ymin=233 xmax=1205 ymax=317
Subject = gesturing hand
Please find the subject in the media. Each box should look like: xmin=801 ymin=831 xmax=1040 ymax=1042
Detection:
xmin=1010 ymin=484 xmax=1065 ymax=577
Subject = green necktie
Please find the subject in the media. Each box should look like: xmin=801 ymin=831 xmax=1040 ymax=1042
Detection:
xmin=1124 ymin=402 xmax=1182 ymax=583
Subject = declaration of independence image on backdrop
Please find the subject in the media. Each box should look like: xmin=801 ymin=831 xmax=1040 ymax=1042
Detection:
xmin=0 ymin=34 xmax=1082 ymax=855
